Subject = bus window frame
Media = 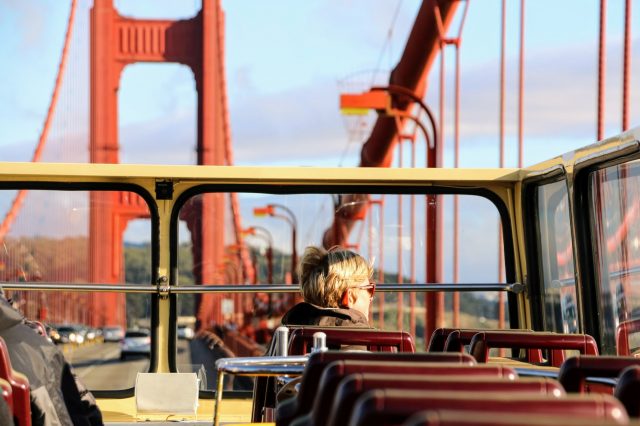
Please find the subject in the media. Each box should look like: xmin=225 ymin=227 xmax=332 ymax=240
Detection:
xmin=0 ymin=181 xmax=160 ymax=398
xmin=522 ymin=167 xmax=581 ymax=334
xmin=169 ymin=182 xmax=519 ymax=387
xmin=573 ymin=144 xmax=640 ymax=355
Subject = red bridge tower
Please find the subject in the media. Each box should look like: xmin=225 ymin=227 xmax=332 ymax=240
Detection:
xmin=90 ymin=0 xmax=226 ymax=327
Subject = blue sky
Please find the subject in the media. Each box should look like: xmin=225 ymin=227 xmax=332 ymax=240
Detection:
xmin=0 ymin=0 xmax=638 ymax=169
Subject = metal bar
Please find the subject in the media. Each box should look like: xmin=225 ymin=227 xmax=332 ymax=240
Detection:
xmin=598 ymin=0 xmax=607 ymax=140
xmin=1 ymin=282 xmax=524 ymax=293
xmin=1 ymin=283 xmax=158 ymax=292
xmin=623 ymin=0 xmax=631 ymax=131
xmin=213 ymin=355 xmax=308 ymax=426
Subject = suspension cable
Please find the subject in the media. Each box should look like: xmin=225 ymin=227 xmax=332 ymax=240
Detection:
xmin=0 ymin=0 xmax=78 ymax=242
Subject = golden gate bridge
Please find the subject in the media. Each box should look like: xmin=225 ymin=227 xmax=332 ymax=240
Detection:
xmin=0 ymin=0 xmax=636 ymax=343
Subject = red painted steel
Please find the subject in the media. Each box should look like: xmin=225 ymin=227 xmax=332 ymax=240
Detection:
xmin=90 ymin=0 xmax=227 ymax=327
xmin=598 ymin=0 xmax=607 ymax=140
xmin=623 ymin=0 xmax=631 ymax=131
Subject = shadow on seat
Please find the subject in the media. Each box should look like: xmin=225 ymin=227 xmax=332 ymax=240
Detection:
xmin=276 ymin=351 xmax=476 ymax=426
xmin=325 ymin=374 xmax=564 ymax=426
xmin=290 ymin=361 xmax=517 ymax=426
xmin=349 ymin=390 xmax=627 ymax=426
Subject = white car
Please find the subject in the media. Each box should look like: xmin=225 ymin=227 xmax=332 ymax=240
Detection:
xmin=120 ymin=329 xmax=151 ymax=360
xmin=102 ymin=326 xmax=125 ymax=342
xmin=177 ymin=325 xmax=195 ymax=340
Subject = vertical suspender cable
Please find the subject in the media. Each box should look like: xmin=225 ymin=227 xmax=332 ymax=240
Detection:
xmin=519 ymin=0 xmax=525 ymax=168
xmin=622 ymin=0 xmax=631 ymax=131
xmin=498 ymin=0 xmax=506 ymax=331
xmin=598 ymin=0 xmax=607 ymax=140
xmin=395 ymin=119 xmax=404 ymax=330
xmin=451 ymin=1 xmax=469 ymax=328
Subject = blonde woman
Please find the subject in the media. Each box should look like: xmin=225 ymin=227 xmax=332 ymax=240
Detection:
xmin=281 ymin=246 xmax=375 ymax=327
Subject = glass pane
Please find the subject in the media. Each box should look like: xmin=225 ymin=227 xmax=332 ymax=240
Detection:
xmin=0 ymin=189 xmax=153 ymax=390
xmin=590 ymin=160 xmax=640 ymax=355
xmin=177 ymin=190 xmax=505 ymax=389
xmin=535 ymin=179 xmax=578 ymax=334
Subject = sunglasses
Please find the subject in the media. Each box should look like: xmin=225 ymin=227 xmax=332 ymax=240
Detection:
xmin=355 ymin=280 xmax=376 ymax=297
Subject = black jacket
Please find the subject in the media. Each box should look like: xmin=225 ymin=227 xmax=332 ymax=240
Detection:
xmin=0 ymin=297 xmax=102 ymax=426
xmin=281 ymin=302 xmax=370 ymax=327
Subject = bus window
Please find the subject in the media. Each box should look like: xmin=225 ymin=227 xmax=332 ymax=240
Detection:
xmin=590 ymin=160 xmax=640 ymax=355
xmin=176 ymin=189 xmax=507 ymax=389
xmin=0 ymin=188 xmax=153 ymax=390
xmin=534 ymin=179 xmax=579 ymax=334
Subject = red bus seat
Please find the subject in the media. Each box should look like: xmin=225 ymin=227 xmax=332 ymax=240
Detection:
xmin=444 ymin=330 xmax=545 ymax=364
xmin=614 ymin=365 xmax=640 ymax=417
xmin=616 ymin=319 xmax=640 ymax=356
xmin=0 ymin=336 xmax=31 ymax=426
xmin=276 ymin=351 xmax=475 ymax=426
xmin=0 ymin=378 xmax=12 ymax=412
xmin=288 ymin=327 xmax=415 ymax=355
xmin=349 ymin=390 xmax=628 ymax=426
xmin=469 ymin=331 xmax=598 ymax=367
xmin=559 ymin=355 xmax=640 ymax=393
xmin=427 ymin=328 xmax=533 ymax=353
xmin=402 ymin=410 xmax=627 ymax=426
xmin=325 ymin=374 xmax=564 ymax=426
xmin=255 ymin=326 xmax=420 ymax=422
xmin=290 ymin=361 xmax=517 ymax=426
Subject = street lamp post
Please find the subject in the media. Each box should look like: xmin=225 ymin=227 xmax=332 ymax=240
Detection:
xmin=242 ymin=226 xmax=274 ymax=285
xmin=242 ymin=226 xmax=275 ymax=314
xmin=253 ymin=204 xmax=298 ymax=284
xmin=340 ymin=86 xmax=444 ymax=342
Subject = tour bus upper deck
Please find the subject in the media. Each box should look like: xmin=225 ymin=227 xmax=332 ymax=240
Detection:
xmin=0 ymin=127 xmax=640 ymax=423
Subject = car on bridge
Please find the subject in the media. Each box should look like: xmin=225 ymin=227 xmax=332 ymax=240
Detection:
xmin=120 ymin=329 xmax=151 ymax=360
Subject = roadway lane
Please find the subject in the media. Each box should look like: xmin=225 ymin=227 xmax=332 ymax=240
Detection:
xmin=66 ymin=340 xmax=192 ymax=390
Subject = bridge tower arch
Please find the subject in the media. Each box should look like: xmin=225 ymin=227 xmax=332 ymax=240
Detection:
xmin=90 ymin=0 xmax=225 ymax=327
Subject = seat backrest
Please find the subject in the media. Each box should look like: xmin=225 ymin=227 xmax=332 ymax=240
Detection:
xmin=0 ymin=337 xmax=31 ymax=426
xmin=326 ymin=373 xmax=564 ymax=426
xmin=559 ymin=355 xmax=640 ymax=393
xmin=428 ymin=328 xmax=534 ymax=353
xmin=469 ymin=331 xmax=598 ymax=366
xmin=616 ymin=318 xmax=640 ymax=356
xmin=275 ymin=351 xmax=475 ymax=426
xmin=288 ymin=327 xmax=415 ymax=355
xmin=444 ymin=330 xmax=544 ymax=364
xmin=349 ymin=390 xmax=628 ymax=426
xmin=305 ymin=361 xmax=517 ymax=426
xmin=402 ymin=410 xmax=626 ymax=426
xmin=614 ymin=365 xmax=640 ymax=417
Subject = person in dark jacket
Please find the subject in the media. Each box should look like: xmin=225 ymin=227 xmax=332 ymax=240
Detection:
xmin=0 ymin=294 xmax=102 ymax=426
xmin=281 ymin=246 xmax=375 ymax=327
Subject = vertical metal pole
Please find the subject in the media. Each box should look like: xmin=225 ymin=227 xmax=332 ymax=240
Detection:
xmin=453 ymin=37 xmax=460 ymax=328
xmin=396 ymin=127 xmax=404 ymax=331
xmin=379 ymin=197 xmax=385 ymax=329
xmin=598 ymin=0 xmax=607 ymax=140
xmin=498 ymin=0 xmax=506 ymax=331
xmin=410 ymin=136 xmax=417 ymax=337
xmin=519 ymin=0 xmax=525 ymax=169
xmin=623 ymin=0 xmax=631 ymax=131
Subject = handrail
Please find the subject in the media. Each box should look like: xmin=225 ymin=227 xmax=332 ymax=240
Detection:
xmin=213 ymin=356 xmax=308 ymax=426
xmin=0 ymin=282 xmax=524 ymax=294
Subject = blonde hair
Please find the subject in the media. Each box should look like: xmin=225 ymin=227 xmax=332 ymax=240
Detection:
xmin=297 ymin=246 xmax=372 ymax=307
